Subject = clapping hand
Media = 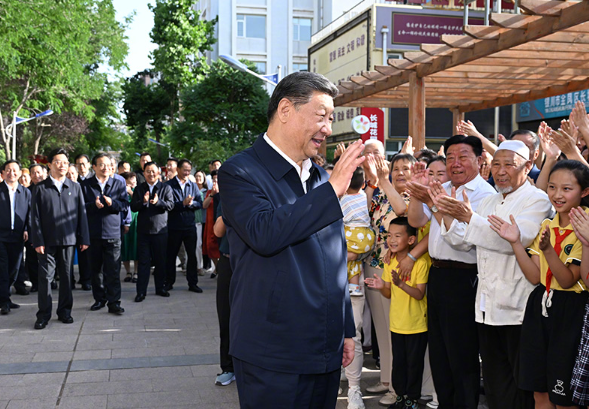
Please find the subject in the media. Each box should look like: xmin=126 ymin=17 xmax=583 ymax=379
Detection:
xmin=538 ymin=122 xmax=561 ymax=161
xmin=143 ymin=191 xmax=150 ymax=204
xmin=435 ymin=189 xmax=473 ymax=223
xmin=364 ymin=273 xmax=384 ymax=289
xmin=391 ymin=269 xmax=402 ymax=287
xmin=334 ymin=142 xmax=346 ymax=159
xmin=488 ymin=214 xmax=521 ymax=244
xmin=183 ymin=195 xmax=193 ymax=206
xmin=150 ymin=193 xmax=159 ymax=205
xmin=538 ymin=225 xmax=553 ymax=252
xmin=412 ymin=161 xmax=428 ymax=185
xmin=401 ymin=136 xmax=415 ymax=155
xmin=571 ymin=207 xmax=589 ymax=247
xmin=95 ymin=196 xmax=104 ymax=209
xmin=103 ymin=195 xmax=112 ymax=207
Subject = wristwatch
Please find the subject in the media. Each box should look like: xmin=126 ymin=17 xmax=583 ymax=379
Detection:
xmin=431 ymin=205 xmax=439 ymax=213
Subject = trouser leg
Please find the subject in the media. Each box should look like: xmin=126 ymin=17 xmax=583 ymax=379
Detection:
xmin=55 ymin=246 xmax=74 ymax=318
xmin=152 ymin=234 xmax=167 ymax=293
xmin=26 ymin=242 xmax=38 ymax=289
xmin=216 ymin=255 xmax=233 ymax=373
xmin=90 ymin=239 xmax=106 ymax=302
xmin=102 ymin=239 xmax=122 ymax=306
xmin=136 ymin=234 xmax=151 ymax=296
xmin=77 ymin=245 xmax=92 ymax=286
xmin=195 ymin=223 xmax=203 ymax=270
xmin=165 ymin=231 xmax=183 ymax=288
xmin=184 ymin=226 xmax=198 ymax=287
xmin=345 ymin=293 xmax=365 ymax=387
xmin=37 ymin=247 xmax=57 ymax=320
xmin=0 ymin=241 xmax=10 ymax=305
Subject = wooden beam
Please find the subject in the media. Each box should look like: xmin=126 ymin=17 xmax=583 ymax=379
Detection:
xmin=409 ymin=72 xmax=426 ymax=150
xmin=513 ymin=41 xmax=589 ymax=52
xmin=460 ymin=77 xmax=589 ymax=112
xmin=403 ymin=52 xmax=435 ymax=64
xmin=491 ymin=13 xmax=543 ymax=29
xmin=374 ymin=65 xmax=400 ymax=76
xmin=350 ymin=76 xmax=374 ymax=86
xmin=519 ymin=0 xmax=573 ymax=16
xmin=362 ymin=71 xmax=386 ymax=81
xmin=420 ymin=44 xmax=455 ymax=56
xmin=388 ymin=59 xmax=418 ymax=70
xmin=452 ymin=108 xmax=465 ymax=133
xmin=541 ymin=32 xmax=589 ymax=43
xmin=441 ymin=34 xmax=479 ymax=48
xmin=464 ymin=26 xmax=508 ymax=40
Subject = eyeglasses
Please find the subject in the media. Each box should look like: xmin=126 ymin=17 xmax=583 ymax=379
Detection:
xmin=52 ymin=161 xmax=69 ymax=166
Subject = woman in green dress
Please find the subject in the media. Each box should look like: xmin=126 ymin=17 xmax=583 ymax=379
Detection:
xmin=121 ymin=172 xmax=138 ymax=282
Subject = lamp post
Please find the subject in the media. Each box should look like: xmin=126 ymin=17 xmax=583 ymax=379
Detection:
xmin=6 ymin=109 xmax=53 ymax=160
xmin=219 ymin=54 xmax=281 ymax=86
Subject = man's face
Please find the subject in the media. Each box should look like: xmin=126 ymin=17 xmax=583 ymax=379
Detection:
xmin=445 ymin=143 xmax=481 ymax=187
xmin=119 ymin=163 xmax=130 ymax=174
xmin=30 ymin=166 xmax=45 ymax=184
xmin=179 ymin=162 xmax=192 ymax=181
xmin=50 ymin=154 xmax=69 ymax=179
xmin=362 ymin=144 xmax=384 ymax=159
xmin=491 ymin=150 xmax=530 ymax=195
xmin=140 ymin=155 xmax=152 ymax=170
xmin=76 ymin=156 xmax=90 ymax=176
xmin=93 ymin=156 xmax=110 ymax=179
xmin=144 ymin=164 xmax=159 ymax=184
xmin=211 ymin=161 xmax=221 ymax=170
xmin=287 ymin=91 xmax=334 ymax=162
xmin=167 ymin=160 xmax=178 ymax=175
xmin=2 ymin=163 xmax=21 ymax=184
xmin=66 ymin=165 xmax=78 ymax=182
xmin=109 ymin=158 xmax=117 ymax=177
xmin=512 ymin=133 xmax=538 ymax=161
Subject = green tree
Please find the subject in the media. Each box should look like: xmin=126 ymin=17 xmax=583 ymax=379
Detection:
xmin=169 ymin=60 xmax=269 ymax=171
xmin=0 ymin=0 xmax=130 ymax=159
xmin=148 ymin=0 xmax=217 ymax=124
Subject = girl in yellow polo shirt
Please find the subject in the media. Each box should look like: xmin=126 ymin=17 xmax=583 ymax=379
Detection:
xmin=489 ymin=160 xmax=589 ymax=408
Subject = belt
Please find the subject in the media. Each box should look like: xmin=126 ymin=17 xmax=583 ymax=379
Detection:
xmin=431 ymin=258 xmax=477 ymax=270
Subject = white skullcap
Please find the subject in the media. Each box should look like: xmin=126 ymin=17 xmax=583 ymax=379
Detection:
xmin=495 ymin=140 xmax=529 ymax=159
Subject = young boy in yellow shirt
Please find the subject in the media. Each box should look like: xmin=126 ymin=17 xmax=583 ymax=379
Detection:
xmin=365 ymin=217 xmax=430 ymax=409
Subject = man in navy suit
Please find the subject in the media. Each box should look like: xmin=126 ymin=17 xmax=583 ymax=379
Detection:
xmin=219 ymin=72 xmax=364 ymax=408
xmin=0 ymin=160 xmax=31 ymax=315
xmin=130 ymin=162 xmax=174 ymax=302
xmin=31 ymin=148 xmax=90 ymax=329
xmin=164 ymin=158 xmax=203 ymax=293
xmin=82 ymin=153 xmax=129 ymax=314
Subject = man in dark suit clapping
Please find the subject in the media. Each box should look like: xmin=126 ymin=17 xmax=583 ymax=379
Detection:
xmin=82 ymin=153 xmax=129 ymax=315
xmin=31 ymin=148 xmax=90 ymax=330
xmin=130 ymin=162 xmax=173 ymax=302
xmin=0 ymin=160 xmax=31 ymax=315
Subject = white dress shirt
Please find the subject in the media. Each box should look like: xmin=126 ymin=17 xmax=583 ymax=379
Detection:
xmin=426 ymin=174 xmax=496 ymax=264
xmin=5 ymin=181 xmax=17 ymax=230
xmin=263 ymin=133 xmax=313 ymax=194
xmin=50 ymin=175 xmax=64 ymax=193
xmin=463 ymin=181 xmax=553 ymax=325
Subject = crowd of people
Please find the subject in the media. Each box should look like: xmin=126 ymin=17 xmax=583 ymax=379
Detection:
xmin=0 ymin=151 xmax=224 ymax=329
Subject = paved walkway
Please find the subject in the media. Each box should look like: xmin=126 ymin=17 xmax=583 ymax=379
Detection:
xmin=0 ymin=266 xmax=487 ymax=409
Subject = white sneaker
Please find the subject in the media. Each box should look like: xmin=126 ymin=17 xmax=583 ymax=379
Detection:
xmin=426 ymin=401 xmax=439 ymax=408
xmin=378 ymin=391 xmax=397 ymax=405
xmin=350 ymin=287 xmax=363 ymax=297
xmin=366 ymin=382 xmax=388 ymax=393
xmin=347 ymin=385 xmax=365 ymax=409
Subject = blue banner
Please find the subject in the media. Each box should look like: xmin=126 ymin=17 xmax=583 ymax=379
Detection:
xmin=517 ymin=90 xmax=589 ymax=122
xmin=262 ymin=73 xmax=278 ymax=85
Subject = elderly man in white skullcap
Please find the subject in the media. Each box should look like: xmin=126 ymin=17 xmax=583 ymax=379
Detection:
xmin=433 ymin=140 xmax=553 ymax=409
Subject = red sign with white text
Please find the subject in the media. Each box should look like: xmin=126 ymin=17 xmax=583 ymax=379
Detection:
xmin=361 ymin=108 xmax=384 ymax=144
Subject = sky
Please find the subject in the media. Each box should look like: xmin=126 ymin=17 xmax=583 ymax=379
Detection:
xmin=111 ymin=0 xmax=156 ymax=79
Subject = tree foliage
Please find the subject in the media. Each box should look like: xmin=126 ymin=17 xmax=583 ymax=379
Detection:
xmin=169 ymin=60 xmax=269 ymax=171
xmin=0 ymin=0 xmax=130 ymax=159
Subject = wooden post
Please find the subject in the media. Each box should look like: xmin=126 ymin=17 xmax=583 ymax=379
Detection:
xmin=409 ymin=72 xmax=426 ymax=150
xmin=452 ymin=108 xmax=464 ymax=135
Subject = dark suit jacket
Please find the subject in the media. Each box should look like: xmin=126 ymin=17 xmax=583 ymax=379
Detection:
xmin=81 ymin=176 xmax=129 ymax=240
xmin=30 ymin=177 xmax=90 ymax=248
xmin=130 ymin=181 xmax=174 ymax=235
xmin=0 ymin=183 xmax=31 ymax=243
xmin=219 ymin=135 xmax=355 ymax=375
xmin=113 ymin=173 xmax=132 ymax=226
xmin=77 ymin=170 xmax=94 ymax=184
xmin=165 ymin=177 xmax=203 ymax=230
xmin=135 ymin=170 xmax=146 ymax=186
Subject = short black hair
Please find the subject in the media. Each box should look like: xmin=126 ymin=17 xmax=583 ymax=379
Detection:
xmin=47 ymin=148 xmax=68 ymax=164
xmin=391 ymin=153 xmax=417 ymax=169
xmin=210 ymin=169 xmax=218 ymax=177
xmin=29 ymin=163 xmax=46 ymax=172
xmin=92 ymin=152 xmax=110 ymax=166
xmin=143 ymin=161 xmax=158 ymax=171
xmin=267 ymin=72 xmax=338 ymax=123
xmin=209 ymin=159 xmax=222 ymax=165
xmin=140 ymin=152 xmax=151 ymax=159
xmin=509 ymin=129 xmax=540 ymax=152
xmin=121 ymin=171 xmax=137 ymax=181
xmin=74 ymin=154 xmax=89 ymax=163
xmin=178 ymin=159 xmax=192 ymax=169
xmin=2 ymin=159 xmax=21 ymax=172
xmin=443 ymin=135 xmax=483 ymax=157
xmin=415 ymin=148 xmax=437 ymax=163
xmin=167 ymin=157 xmax=178 ymax=165
xmin=427 ymin=155 xmax=446 ymax=167
xmin=389 ymin=216 xmax=417 ymax=237
xmin=118 ymin=160 xmax=130 ymax=169
xmin=349 ymin=167 xmax=365 ymax=191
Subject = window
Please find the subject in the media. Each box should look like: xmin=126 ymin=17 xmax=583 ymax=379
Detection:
xmin=237 ymin=14 xmax=266 ymax=39
xmin=253 ymin=62 xmax=266 ymax=74
xmin=388 ymin=53 xmax=403 ymax=60
xmin=293 ymin=18 xmax=312 ymax=41
xmin=293 ymin=63 xmax=308 ymax=72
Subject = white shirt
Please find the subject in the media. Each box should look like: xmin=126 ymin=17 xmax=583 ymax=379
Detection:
xmin=145 ymin=181 xmax=158 ymax=207
xmin=50 ymin=175 xmax=65 ymax=193
xmin=463 ymin=181 xmax=553 ymax=325
xmin=5 ymin=181 xmax=17 ymax=230
xmin=176 ymin=176 xmax=187 ymax=194
xmin=263 ymin=133 xmax=313 ymax=194
xmin=97 ymin=177 xmax=108 ymax=194
xmin=426 ymin=174 xmax=496 ymax=264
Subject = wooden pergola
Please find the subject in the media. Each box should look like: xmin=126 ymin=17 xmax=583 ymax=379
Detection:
xmin=334 ymin=0 xmax=589 ymax=149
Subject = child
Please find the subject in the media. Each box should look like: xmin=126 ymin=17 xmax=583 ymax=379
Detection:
xmin=365 ymin=217 xmax=430 ymax=409
xmin=341 ymin=166 xmax=375 ymax=296
xmin=488 ymin=160 xmax=589 ymax=408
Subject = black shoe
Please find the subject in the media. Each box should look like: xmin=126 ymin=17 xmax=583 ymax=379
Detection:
xmin=8 ymin=302 xmax=20 ymax=309
xmin=1 ymin=304 xmax=9 ymax=315
xmin=131 ymin=275 xmax=138 ymax=283
xmin=210 ymin=273 xmax=217 ymax=279
xmin=50 ymin=281 xmax=57 ymax=290
xmin=123 ymin=274 xmax=132 ymax=282
xmin=134 ymin=294 xmax=145 ymax=302
xmin=108 ymin=304 xmax=125 ymax=315
xmin=30 ymin=286 xmax=38 ymax=293
xmin=81 ymin=283 xmax=92 ymax=291
xmin=156 ymin=290 xmax=170 ymax=297
xmin=58 ymin=315 xmax=74 ymax=324
xmin=90 ymin=301 xmax=106 ymax=311
xmin=14 ymin=287 xmax=29 ymax=295
xmin=34 ymin=318 xmax=49 ymax=330
xmin=188 ymin=285 xmax=203 ymax=293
